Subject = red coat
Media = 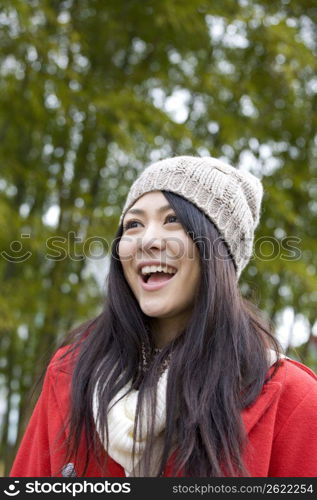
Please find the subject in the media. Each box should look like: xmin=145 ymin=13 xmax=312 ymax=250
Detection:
xmin=10 ymin=346 xmax=317 ymax=477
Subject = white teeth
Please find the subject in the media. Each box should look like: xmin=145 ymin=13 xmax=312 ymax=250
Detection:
xmin=140 ymin=265 xmax=177 ymax=275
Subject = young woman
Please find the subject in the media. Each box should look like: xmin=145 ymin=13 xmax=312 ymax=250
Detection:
xmin=10 ymin=156 xmax=317 ymax=477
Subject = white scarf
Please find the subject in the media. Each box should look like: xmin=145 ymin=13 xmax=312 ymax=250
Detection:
xmin=92 ymin=348 xmax=284 ymax=476
xmin=92 ymin=368 xmax=169 ymax=476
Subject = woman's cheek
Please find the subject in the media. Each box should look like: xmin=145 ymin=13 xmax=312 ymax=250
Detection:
xmin=118 ymin=237 xmax=136 ymax=261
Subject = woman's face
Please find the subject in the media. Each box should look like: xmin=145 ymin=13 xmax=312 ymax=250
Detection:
xmin=118 ymin=191 xmax=201 ymax=329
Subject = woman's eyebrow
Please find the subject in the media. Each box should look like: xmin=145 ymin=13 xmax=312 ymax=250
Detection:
xmin=125 ymin=204 xmax=172 ymax=216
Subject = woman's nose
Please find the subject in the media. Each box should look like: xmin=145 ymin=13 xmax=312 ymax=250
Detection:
xmin=138 ymin=222 xmax=167 ymax=252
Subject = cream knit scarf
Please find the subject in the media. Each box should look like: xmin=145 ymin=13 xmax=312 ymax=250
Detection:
xmin=92 ymin=349 xmax=284 ymax=476
xmin=92 ymin=368 xmax=169 ymax=476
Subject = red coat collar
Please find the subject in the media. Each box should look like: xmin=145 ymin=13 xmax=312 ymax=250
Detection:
xmin=242 ymin=380 xmax=282 ymax=434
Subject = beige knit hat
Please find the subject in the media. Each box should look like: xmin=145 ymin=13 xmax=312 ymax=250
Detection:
xmin=119 ymin=156 xmax=263 ymax=279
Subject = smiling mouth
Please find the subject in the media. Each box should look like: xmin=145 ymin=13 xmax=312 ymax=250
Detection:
xmin=141 ymin=271 xmax=177 ymax=284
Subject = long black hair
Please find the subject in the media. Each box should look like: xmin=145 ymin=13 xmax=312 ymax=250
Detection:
xmin=57 ymin=190 xmax=281 ymax=477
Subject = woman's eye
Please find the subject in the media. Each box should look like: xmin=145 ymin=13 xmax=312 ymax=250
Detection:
xmin=123 ymin=220 xmax=140 ymax=231
xmin=123 ymin=214 xmax=178 ymax=231
xmin=166 ymin=214 xmax=178 ymax=223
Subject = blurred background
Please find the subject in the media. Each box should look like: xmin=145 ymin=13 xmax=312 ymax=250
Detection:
xmin=0 ymin=0 xmax=316 ymax=476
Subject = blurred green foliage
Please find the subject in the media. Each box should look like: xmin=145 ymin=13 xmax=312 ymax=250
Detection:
xmin=0 ymin=0 xmax=316 ymax=475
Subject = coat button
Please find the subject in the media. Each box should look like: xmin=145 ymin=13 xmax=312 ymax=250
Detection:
xmin=61 ymin=463 xmax=77 ymax=477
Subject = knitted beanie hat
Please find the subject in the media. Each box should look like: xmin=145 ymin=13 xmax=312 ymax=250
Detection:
xmin=119 ymin=156 xmax=263 ymax=279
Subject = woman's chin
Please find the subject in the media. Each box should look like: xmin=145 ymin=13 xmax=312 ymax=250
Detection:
xmin=139 ymin=300 xmax=172 ymax=318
